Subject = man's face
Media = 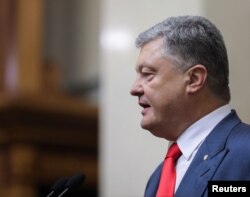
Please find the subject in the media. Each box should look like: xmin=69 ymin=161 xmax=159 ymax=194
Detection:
xmin=130 ymin=37 xmax=187 ymax=139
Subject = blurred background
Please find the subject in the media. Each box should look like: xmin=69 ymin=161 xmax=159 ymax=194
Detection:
xmin=1 ymin=0 xmax=250 ymax=197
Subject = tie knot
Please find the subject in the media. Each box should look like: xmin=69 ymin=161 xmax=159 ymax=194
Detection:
xmin=166 ymin=143 xmax=181 ymax=160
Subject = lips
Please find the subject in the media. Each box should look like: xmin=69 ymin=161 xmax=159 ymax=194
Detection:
xmin=139 ymin=102 xmax=150 ymax=108
xmin=139 ymin=99 xmax=151 ymax=115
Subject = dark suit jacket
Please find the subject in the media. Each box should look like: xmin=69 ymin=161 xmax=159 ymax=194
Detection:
xmin=144 ymin=111 xmax=250 ymax=197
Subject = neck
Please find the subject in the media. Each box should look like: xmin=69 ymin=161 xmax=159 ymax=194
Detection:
xmin=170 ymin=95 xmax=228 ymax=141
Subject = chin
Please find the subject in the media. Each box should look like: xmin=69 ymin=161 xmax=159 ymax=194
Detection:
xmin=141 ymin=122 xmax=174 ymax=140
xmin=140 ymin=120 xmax=151 ymax=130
xmin=141 ymin=122 xmax=162 ymax=137
xmin=141 ymin=115 xmax=154 ymax=127
xmin=150 ymin=130 xmax=166 ymax=138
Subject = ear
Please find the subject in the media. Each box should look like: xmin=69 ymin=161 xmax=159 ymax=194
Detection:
xmin=185 ymin=64 xmax=207 ymax=94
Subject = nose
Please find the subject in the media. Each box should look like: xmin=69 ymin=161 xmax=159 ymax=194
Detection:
xmin=130 ymin=78 xmax=143 ymax=96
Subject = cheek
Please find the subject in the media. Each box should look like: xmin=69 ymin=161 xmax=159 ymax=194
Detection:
xmin=152 ymin=82 xmax=185 ymax=107
xmin=143 ymin=74 xmax=186 ymax=101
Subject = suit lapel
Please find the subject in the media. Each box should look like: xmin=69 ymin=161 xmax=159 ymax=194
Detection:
xmin=144 ymin=163 xmax=163 ymax=197
xmin=175 ymin=111 xmax=241 ymax=197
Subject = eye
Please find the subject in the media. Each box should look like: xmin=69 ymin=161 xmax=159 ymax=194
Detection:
xmin=142 ymin=71 xmax=152 ymax=76
xmin=141 ymin=67 xmax=152 ymax=75
xmin=141 ymin=67 xmax=154 ymax=80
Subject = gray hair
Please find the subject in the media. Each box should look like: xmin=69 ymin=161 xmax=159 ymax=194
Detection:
xmin=136 ymin=16 xmax=230 ymax=102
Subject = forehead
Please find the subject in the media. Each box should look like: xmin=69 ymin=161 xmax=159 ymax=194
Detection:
xmin=136 ymin=37 xmax=165 ymax=69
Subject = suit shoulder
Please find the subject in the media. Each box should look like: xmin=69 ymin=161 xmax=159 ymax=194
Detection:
xmin=227 ymin=122 xmax=250 ymax=152
xmin=231 ymin=122 xmax=250 ymax=138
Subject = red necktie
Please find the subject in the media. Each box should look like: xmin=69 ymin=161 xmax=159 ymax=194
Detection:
xmin=156 ymin=143 xmax=182 ymax=197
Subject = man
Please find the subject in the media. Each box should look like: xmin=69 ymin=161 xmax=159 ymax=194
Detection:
xmin=130 ymin=16 xmax=250 ymax=197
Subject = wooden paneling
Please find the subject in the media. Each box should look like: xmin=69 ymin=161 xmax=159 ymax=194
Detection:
xmin=0 ymin=1 xmax=99 ymax=196
xmin=0 ymin=94 xmax=98 ymax=197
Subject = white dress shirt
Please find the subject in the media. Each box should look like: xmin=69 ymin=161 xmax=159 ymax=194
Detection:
xmin=173 ymin=104 xmax=231 ymax=192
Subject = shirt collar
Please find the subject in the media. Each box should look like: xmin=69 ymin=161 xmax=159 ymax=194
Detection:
xmin=175 ymin=104 xmax=231 ymax=161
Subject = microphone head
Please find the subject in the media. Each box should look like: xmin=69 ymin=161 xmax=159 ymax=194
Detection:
xmin=46 ymin=177 xmax=68 ymax=197
xmin=51 ymin=177 xmax=68 ymax=192
xmin=65 ymin=173 xmax=86 ymax=191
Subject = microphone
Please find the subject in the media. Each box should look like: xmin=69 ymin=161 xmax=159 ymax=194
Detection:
xmin=46 ymin=177 xmax=69 ymax=197
xmin=58 ymin=173 xmax=86 ymax=197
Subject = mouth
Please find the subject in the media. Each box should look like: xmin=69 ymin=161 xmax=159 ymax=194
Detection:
xmin=139 ymin=100 xmax=151 ymax=115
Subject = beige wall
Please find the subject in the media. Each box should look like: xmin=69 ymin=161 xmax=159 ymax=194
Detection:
xmin=205 ymin=0 xmax=250 ymax=123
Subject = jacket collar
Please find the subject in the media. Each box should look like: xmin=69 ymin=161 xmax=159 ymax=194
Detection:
xmin=175 ymin=110 xmax=241 ymax=197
